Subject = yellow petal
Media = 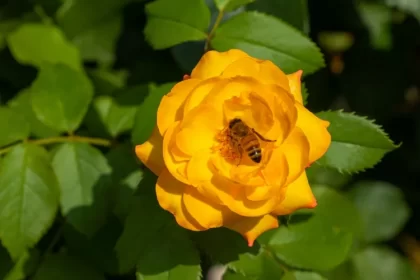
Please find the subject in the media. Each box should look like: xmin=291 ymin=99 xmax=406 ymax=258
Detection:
xmin=156 ymin=168 xmax=205 ymax=231
xmin=295 ymin=103 xmax=331 ymax=163
xmin=183 ymin=77 xmax=222 ymax=114
xmin=222 ymin=91 xmax=278 ymax=140
xmin=176 ymin=105 xmax=224 ymax=156
xmin=261 ymin=146 xmax=289 ymax=188
xmin=221 ymin=57 xmax=290 ymax=92
xmin=272 ymin=171 xmax=317 ymax=215
xmin=262 ymin=83 xmax=298 ymax=144
xmin=202 ymin=173 xmax=280 ymax=217
xmin=287 ymin=70 xmax=304 ymax=103
xmin=210 ymin=150 xmax=265 ymax=187
xmin=157 ymin=79 xmax=201 ymax=135
xmin=281 ymin=127 xmax=310 ymax=185
xmin=162 ymin=121 xmax=190 ymax=185
xmin=135 ymin=126 xmax=164 ymax=176
xmin=226 ymin=214 xmax=279 ymax=247
xmin=190 ymin=49 xmax=250 ymax=79
xmin=182 ymin=186 xmax=235 ymax=229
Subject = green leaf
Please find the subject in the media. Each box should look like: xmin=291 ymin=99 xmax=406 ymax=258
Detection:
xmin=358 ymin=3 xmax=392 ymax=51
xmin=51 ymin=143 xmax=112 ymax=237
xmin=115 ymin=188 xmax=170 ymax=273
xmin=106 ymin=144 xmax=143 ymax=221
xmin=352 ymin=246 xmax=419 ymax=280
xmin=223 ymin=270 xmax=254 ymax=280
xmin=315 ymin=111 xmax=399 ymax=173
xmin=136 ymin=223 xmax=201 ymax=280
xmin=261 ymin=186 xmax=361 ymax=271
xmin=56 ymin=0 xmax=130 ymax=38
xmin=0 ymin=20 xmax=21 ymax=50
xmin=30 ymin=63 xmax=94 ymax=133
xmin=72 ymin=14 xmax=122 ymax=66
xmin=247 ymin=0 xmax=309 ymax=33
xmin=0 ymin=144 xmax=59 ymax=260
xmin=228 ymin=248 xmax=284 ymax=279
xmin=85 ymin=85 xmax=149 ymax=138
xmin=116 ymin=172 xmax=200 ymax=276
xmin=211 ymin=11 xmax=324 ymax=75
xmin=135 ymin=223 xmax=201 ymax=280
xmin=214 ymin=0 xmax=255 ymax=12
xmin=33 ymin=254 xmax=105 ymax=280
xmin=383 ymin=0 xmax=420 ymax=22
xmin=144 ymin=0 xmax=211 ymax=49
xmin=7 ymin=89 xmax=60 ymax=138
xmin=282 ymin=271 xmax=327 ymax=280
xmin=88 ymin=69 xmax=128 ymax=97
xmin=3 ymin=250 xmax=41 ymax=280
xmin=348 ymin=181 xmax=410 ymax=243
xmin=306 ymin=165 xmax=351 ymax=189
xmin=0 ymin=106 xmax=30 ymax=148
xmin=132 ymin=83 xmax=175 ymax=144
xmin=194 ymin=228 xmax=285 ymax=278
xmin=7 ymin=24 xmax=82 ymax=71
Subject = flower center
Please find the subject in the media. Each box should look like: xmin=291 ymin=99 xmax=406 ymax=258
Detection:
xmin=213 ymin=118 xmax=271 ymax=166
xmin=213 ymin=123 xmax=242 ymax=165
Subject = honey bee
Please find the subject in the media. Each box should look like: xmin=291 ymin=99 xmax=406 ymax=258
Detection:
xmin=228 ymin=118 xmax=275 ymax=164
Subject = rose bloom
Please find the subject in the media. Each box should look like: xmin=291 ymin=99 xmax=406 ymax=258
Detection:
xmin=136 ymin=49 xmax=331 ymax=246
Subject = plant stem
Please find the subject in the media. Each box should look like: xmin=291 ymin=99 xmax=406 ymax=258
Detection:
xmin=0 ymin=135 xmax=112 ymax=156
xmin=204 ymin=10 xmax=225 ymax=52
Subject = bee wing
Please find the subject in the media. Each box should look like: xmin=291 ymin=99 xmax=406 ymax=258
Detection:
xmin=251 ymin=129 xmax=276 ymax=142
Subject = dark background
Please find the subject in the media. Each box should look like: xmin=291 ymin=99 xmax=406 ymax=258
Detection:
xmin=0 ymin=0 xmax=419 ymax=276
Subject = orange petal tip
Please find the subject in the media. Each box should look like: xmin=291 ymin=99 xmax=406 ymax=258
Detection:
xmin=308 ymin=198 xmax=317 ymax=208
xmin=295 ymin=69 xmax=303 ymax=79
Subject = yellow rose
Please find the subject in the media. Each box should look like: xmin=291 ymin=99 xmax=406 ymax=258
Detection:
xmin=135 ymin=49 xmax=331 ymax=246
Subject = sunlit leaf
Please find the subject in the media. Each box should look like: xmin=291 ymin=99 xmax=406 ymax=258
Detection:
xmin=315 ymin=111 xmax=399 ymax=173
xmin=282 ymin=271 xmax=327 ymax=280
xmin=214 ymin=0 xmax=255 ymax=12
xmin=0 ymin=106 xmax=30 ymax=148
xmin=0 ymin=144 xmax=59 ymax=259
xmin=51 ymin=143 xmax=112 ymax=237
xmin=7 ymin=89 xmax=60 ymax=138
xmin=85 ymin=85 xmax=149 ymax=138
xmin=7 ymin=24 xmax=82 ymax=71
xmin=144 ymin=0 xmax=211 ymax=49
xmin=211 ymin=11 xmax=324 ymax=75
xmin=247 ymin=0 xmax=310 ymax=33
xmin=30 ymin=63 xmax=94 ymax=133
xmin=260 ymin=186 xmax=361 ymax=270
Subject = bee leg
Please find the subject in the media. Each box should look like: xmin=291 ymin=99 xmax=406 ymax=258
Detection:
xmin=236 ymin=147 xmax=243 ymax=166
xmin=252 ymin=129 xmax=276 ymax=142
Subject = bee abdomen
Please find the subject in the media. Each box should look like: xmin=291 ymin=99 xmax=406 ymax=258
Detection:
xmin=246 ymin=145 xmax=262 ymax=163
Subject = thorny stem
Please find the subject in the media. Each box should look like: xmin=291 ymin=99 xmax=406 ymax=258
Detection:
xmin=204 ymin=10 xmax=225 ymax=52
xmin=0 ymin=135 xmax=113 ymax=156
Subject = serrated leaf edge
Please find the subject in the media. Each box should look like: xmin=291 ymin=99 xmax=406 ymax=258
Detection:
xmin=215 ymin=10 xmax=326 ymax=74
xmin=314 ymin=110 xmax=401 ymax=174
